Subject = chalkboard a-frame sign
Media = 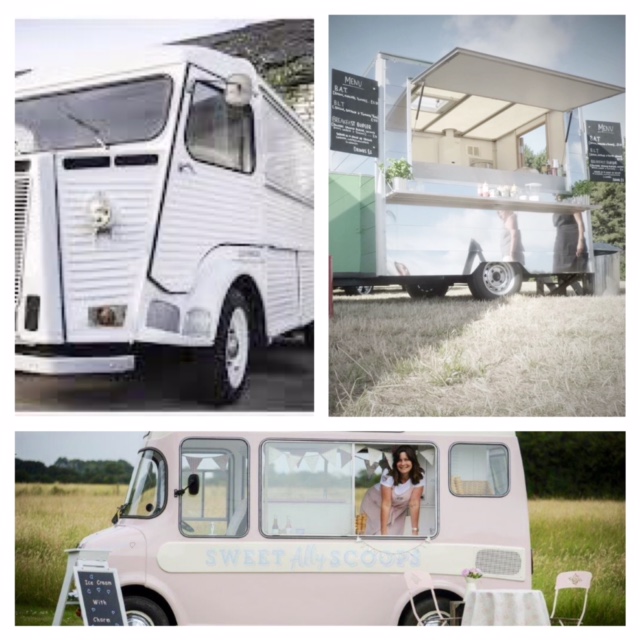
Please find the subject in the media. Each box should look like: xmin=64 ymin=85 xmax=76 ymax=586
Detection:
xmin=74 ymin=566 xmax=127 ymax=626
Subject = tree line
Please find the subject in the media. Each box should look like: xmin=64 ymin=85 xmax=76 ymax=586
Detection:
xmin=517 ymin=432 xmax=624 ymax=499
xmin=15 ymin=457 xmax=133 ymax=485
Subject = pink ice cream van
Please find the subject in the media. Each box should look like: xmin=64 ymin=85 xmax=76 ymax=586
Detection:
xmin=77 ymin=431 xmax=531 ymax=625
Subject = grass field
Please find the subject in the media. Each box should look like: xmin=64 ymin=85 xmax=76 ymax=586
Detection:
xmin=330 ymin=283 xmax=625 ymax=416
xmin=15 ymin=484 xmax=625 ymax=625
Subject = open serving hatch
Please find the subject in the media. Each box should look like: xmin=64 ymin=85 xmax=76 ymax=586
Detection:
xmin=390 ymin=48 xmax=624 ymax=139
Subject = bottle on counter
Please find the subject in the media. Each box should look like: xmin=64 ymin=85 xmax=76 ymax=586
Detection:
xmin=510 ymin=184 xmax=518 ymax=198
xmin=272 ymin=517 xmax=279 ymax=535
xmin=285 ymin=516 xmax=293 ymax=535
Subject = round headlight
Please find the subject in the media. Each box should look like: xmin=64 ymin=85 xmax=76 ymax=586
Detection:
xmin=87 ymin=192 xmax=113 ymax=230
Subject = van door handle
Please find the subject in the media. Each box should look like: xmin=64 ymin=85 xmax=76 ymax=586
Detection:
xmin=178 ymin=162 xmax=195 ymax=174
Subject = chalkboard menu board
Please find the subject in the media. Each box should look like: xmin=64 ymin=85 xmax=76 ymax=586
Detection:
xmin=74 ymin=567 xmax=126 ymax=626
xmin=586 ymin=120 xmax=625 ymax=183
xmin=330 ymin=69 xmax=379 ymax=158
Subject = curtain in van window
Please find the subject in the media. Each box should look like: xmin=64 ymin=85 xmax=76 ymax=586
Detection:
xmin=450 ymin=443 xmax=509 ymax=497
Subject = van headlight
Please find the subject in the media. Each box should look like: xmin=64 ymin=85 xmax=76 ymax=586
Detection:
xmin=87 ymin=192 xmax=114 ymax=231
xmin=184 ymin=308 xmax=211 ymax=337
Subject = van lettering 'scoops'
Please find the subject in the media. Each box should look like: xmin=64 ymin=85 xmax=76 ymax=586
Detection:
xmin=15 ymin=46 xmax=314 ymax=405
xmin=77 ymin=431 xmax=531 ymax=626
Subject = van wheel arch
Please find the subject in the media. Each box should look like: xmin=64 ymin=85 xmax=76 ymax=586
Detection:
xmin=398 ymin=589 xmax=459 ymax=626
xmin=230 ymin=275 xmax=267 ymax=348
xmin=121 ymin=586 xmax=176 ymax=626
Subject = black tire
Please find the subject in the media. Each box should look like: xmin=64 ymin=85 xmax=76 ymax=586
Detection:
xmin=124 ymin=595 xmax=170 ymax=626
xmin=304 ymin=322 xmax=314 ymax=348
xmin=399 ymin=595 xmax=453 ymax=626
xmin=405 ymin=282 xmax=449 ymax=299
xmin=344 ymin=285 xmax=374 ymax=296
xmin=196 ymin=287 xmax=250 ymax=405
xmin=468 ymin=261 xmax=523 ymax=300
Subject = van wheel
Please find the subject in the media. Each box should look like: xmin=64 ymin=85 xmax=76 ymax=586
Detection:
xmin=196 ymin=287 xmax=249 ymax=405
xmin=468 ymin=261 xmax=522 ymax=300
xmin=399 ymin=595 xmax=452 ymax=626
xmin=124 ymin=595 xmax=169 ymax=626
xmin=304 ymin=322 xmax=314 ymax=348
xmin=344 ymin=285 xmax=373 ymax=295
xmin=405 ymin=282 xmax=449 ymax=299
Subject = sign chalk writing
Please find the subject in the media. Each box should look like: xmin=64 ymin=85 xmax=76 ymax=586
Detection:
xmin=330 ymin=69 xmax=379 ymax=158
xmin=586 ymin=120 xmax=625 ymax=183
xmin=74 ymin=567 xmax=126 ymax=626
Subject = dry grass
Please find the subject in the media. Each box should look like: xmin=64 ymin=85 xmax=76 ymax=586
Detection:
xmin=330 ymin=283 xmax=625 ymax=416
xmin=15 ymin=483 xmax=127 ymax=607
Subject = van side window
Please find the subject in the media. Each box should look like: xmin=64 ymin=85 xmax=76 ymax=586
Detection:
xmin=185 ymin=82 xmax=255 ymax=173
xmin=179 ymin=438 xmax=248 ymax=537
xmin=262 ymin=441 xmax=353 ymax=536
xmin=450 ymin=444 xmax=509 ymax=497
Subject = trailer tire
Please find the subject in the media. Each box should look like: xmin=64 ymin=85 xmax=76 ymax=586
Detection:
xmin=405 ymin=282 xmax=449 ymax=299
xmin=196 ymin=287 xmax=250 ymax=405
xmin=468 ymin=261 xmax=522 ymax=300
xmin=344 ymin=285 xmax=374 ymax=295
xmin=399 ymin=595 xmax=453 ymax=626
xmin=124 ymin=595 xmax=170 ymax=626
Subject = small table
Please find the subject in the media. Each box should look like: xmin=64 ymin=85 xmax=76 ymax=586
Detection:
xmin=461 ymin=590 xmax=551 ymax=626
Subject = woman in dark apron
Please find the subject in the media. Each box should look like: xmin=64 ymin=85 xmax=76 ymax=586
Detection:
xmin=553 ymin=212 xmax=587 ymax=272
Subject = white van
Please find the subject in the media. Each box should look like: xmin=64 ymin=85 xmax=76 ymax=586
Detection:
xmin=15 ymin=46 xmax=314 ymax=404
xmin=77 ymin=431 xmax=531 ymax=625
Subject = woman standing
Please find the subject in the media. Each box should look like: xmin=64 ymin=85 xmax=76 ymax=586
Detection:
xmin=360 ymin=446 xmax=425 ymax=536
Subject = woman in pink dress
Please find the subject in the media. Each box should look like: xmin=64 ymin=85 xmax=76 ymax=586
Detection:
xmin=360 ymin=445 xmax=425 ymax=536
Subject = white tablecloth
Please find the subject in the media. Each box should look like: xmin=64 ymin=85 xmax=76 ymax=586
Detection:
xmin=461 ymin=590 xmax=551 ymax=626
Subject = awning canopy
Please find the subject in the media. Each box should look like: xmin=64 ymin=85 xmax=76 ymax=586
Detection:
xmin=402 ymin=48 xmax=625 ymax=140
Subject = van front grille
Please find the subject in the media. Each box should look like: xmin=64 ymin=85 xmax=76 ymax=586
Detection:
xmin=15 ymin=171 xmax=31 ymax=306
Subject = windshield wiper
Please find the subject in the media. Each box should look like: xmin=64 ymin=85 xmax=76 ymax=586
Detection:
xmin=61 ymin=108 xmax=109 ymax=150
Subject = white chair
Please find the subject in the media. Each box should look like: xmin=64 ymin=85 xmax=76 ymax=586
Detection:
xmin=549 ymin=571 xmax=592 ymax=626
xmin=403 ymin=570 xmax=447 ymax=626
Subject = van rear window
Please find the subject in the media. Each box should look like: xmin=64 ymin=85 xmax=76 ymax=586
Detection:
xmin=449 ymin=444 xmax=509 ymax=497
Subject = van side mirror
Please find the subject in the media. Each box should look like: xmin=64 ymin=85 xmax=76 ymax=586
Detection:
xmin=187 ymin=473 xmax=200 ymax=496
xmin=225 ymin=74 xmax=252 ymax=107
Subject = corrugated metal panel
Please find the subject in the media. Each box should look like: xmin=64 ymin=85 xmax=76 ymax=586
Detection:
xmin=57 ymin=167 xmax=160 ymax=335
xmin=593 ymin=253 xmax=620 ymax=296
xmin=153 ymin=170 xmax=263 ymax=291
xmin=15 ymin=172 xmax=31 ymax=305
xmin=266 ymin=249 xmax=298 ymax=335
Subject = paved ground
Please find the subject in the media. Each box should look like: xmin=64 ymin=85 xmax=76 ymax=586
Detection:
xmin=15 ymin=336 xmax=313 ymax=412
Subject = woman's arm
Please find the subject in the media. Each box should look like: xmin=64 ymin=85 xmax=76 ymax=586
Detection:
xmin=380 ymin=485 xmax=392 ymax=535
xmin=573 ymin=212 xmax=585 ymax=255
xmin=409 ymin=486 xmax=424 ymax=535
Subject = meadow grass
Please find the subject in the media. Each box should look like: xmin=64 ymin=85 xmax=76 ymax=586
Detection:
xmin=15 ymin=485 xmax=625 ymax=625
xmin=330 ymin=283 xmax=625 ymax=416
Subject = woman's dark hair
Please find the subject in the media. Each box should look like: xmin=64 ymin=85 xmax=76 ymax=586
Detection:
xmin=390 ymin=445 xmax=424 ymax=486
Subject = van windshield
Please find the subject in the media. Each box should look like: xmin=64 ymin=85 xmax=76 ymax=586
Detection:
xmin=15 ymin=75 xmax=172 ymax=154
xmin=122 ymin=449 xmax=167 ymax=518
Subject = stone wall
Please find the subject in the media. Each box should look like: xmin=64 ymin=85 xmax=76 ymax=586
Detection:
xmin=283 ymin=83 xmax=314 ymax=131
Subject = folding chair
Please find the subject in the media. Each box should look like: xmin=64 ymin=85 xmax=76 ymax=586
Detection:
xmin=403 ymin=570 xmax=448 ymax=626
xmin=549 ymin=571 xmax=592 ymax=626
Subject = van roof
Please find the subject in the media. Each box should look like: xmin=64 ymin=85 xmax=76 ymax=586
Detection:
xmin=15 ymin=45 xmax=256 ymax=96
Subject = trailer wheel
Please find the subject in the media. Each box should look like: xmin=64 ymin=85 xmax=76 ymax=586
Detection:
xmin=196 ymin=287 xmax=250 ymax=405
xmin=124 ymin=595 xmax=169 ymax=626
xmin=469 ymin=262 xmax=522 ymax=300
xmin=344 ymin=285 xmax=374 ymax=295
xmin=399 ymin=595 xmax=453 ymax=626
xmin=405 ymin=282 xmax=449 ymax=299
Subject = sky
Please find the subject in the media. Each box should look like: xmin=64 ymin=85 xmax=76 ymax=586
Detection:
xmin=15 ymin=432 xmax=148 ymax=466
xmin=15 ymin=19 xmax=263 ymax=71
xmin=329 ymin=15 xmax=626 ymax=141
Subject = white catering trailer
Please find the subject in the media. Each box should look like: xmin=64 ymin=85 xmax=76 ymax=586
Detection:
xmin=15 ymin=46 xmax=314 ymax=405
xmin=330 ymin=49 xmax=624 ymax=300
